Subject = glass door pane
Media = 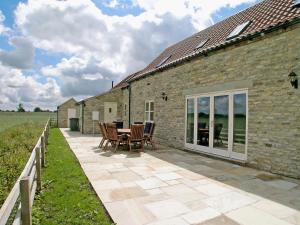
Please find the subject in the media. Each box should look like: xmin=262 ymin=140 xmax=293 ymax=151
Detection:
xmin=186 ymin=98 xmax=195 ymax=144
xmin=233 ymin=93 xmax=247 ymax=154
xmin=197 ymin=97 xmax=210 ymax=147
xmin=213 ymin=95 xmax=229 ymax=150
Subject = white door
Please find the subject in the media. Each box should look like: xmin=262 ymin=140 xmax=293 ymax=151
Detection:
xmin=104 ymin=102 xmax=117 ymax=123
xmin=67 ymin=108 xmax=76 ymax=127
xmin=185 ymin=90 xmax=248 ymax=161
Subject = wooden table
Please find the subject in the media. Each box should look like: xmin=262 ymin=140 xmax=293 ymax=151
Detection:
xmin=199 ymin=128 xmax=209 ymax=133
xmin=117 ymin=128 xmax=131 ymax=134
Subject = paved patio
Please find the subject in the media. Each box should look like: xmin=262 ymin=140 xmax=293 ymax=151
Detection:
xmin=61 ymin=128 xmax=300 ymax=225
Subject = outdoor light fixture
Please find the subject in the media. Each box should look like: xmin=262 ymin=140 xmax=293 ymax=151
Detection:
xmin=161 ymin=92 xmax=168 ymax=101
xmin=288 ymin=71 xmax=298 ymax=89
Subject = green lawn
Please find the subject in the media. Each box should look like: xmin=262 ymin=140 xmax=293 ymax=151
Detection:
xmin=0 ymin=122 xmax=46 ymax=207
xmin=0 ymin=112 xmax=54 ymax=132
xmin=32 ymin=129 xmax=113 ymax=225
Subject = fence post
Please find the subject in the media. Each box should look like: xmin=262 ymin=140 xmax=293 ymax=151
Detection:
xmin=35 ymin=147 xmax=42 ymax=191
xmin=20 ymin=177 xmax=32 ymax=225
xmin=45 ymin=128 xmax=49 ymax=145
xmin=41 ymin=136 xmax=46 ymax=168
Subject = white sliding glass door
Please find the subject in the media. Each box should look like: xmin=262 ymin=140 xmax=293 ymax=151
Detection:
xmin=185 ymin=90 xmax=248 ymax=161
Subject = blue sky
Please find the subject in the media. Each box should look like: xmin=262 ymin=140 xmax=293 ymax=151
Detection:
xmin=0 ymin=0 xmax=258 ymax=110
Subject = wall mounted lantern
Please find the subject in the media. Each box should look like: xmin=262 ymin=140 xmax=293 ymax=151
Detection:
xmin=161 ymin=92 xmax=168 ymax=101
xmin=288 ymin=71 xmax=298 ymax=89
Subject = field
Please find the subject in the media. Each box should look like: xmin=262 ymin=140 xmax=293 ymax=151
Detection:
xmin=0 ymin=112 xmax=55 ymax=132
xmin=0 ymin=112 xmax=53 ymax=207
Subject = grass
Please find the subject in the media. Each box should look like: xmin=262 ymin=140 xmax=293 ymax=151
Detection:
xmin=0 ymin=112 xmax=55 ymax=132
xmin=0 ymin=122 xmax=48 ymax=207
xmin=32 ymin=129 xmax=113 ymax=225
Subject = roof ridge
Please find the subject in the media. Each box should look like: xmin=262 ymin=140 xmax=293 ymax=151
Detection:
xmin=121 ymin=0 xmax=300 ymax=83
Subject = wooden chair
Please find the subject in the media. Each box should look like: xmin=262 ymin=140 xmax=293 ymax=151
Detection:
xmin=128 ymin=124 xmax=144 ymax=152
xmin=144 ymin=123 xmax=156 ymax=149
xmin=104 ymin=123 xmax=123 ymax=152
xmin=113 ymin=121 xmax=124 ymax=129
xmin=98 ymin=123 xmax=108 ymax=149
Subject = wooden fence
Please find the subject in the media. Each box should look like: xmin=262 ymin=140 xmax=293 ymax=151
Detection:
xmin=0 ymin=119 xmax=50 ymax=225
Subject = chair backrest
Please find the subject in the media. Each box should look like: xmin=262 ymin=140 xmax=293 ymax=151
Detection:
xmin=130 ymin=124 xmax=144 ymax=141
xmin=134 ymin=122 xmax=143 ymax=124
xmin=106 ymin=123 xmax=118 ymax=141
xmin=144 ymin=122 xmax=152 ymax=134
xmin=214 ymin=123 xmax=223 ymax=138
xmin=149 ymin=123 xmax=155 ymax=137
xmin=113 ymin=121 xmax=124 ymax=129
xmin=198 ymin=122 xmax=206 ymax=129
xmin=99 ymin=123 xmax=107 ymax=139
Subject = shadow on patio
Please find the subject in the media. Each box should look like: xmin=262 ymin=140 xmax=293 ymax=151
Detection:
xmin=62 ymin=129 xmax=300 ymax=225
xmin=146 ymin=144 xmax=300 ymax=211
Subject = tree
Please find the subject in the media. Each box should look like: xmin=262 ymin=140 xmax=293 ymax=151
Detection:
xmin=17 ymin=103 xmax=25 ymax=112
xmin=34 ymin=107 xmax=42 ymax=112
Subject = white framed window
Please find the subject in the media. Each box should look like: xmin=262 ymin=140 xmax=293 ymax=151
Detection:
xmin=145 ymin=100 xmax=154 ymax=122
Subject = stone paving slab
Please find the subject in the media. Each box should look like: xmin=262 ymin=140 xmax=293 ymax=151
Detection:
xmin=61 ymin=129 xmax=300 ymax=225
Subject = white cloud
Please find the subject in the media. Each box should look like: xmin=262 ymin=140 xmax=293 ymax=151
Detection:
xmin=0 ymin=64 xmax=61 ymax=110
xmin=0 ymin=0 xmax=258 ymax=109
xmin=0 ymin=10 xmax=10 ymax=35
xmin=0 ymin=36 xmax=35 ymax=69
xmin=104 ymin=0 xmax=120 ymax=8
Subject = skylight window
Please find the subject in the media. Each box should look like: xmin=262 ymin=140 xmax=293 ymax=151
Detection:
xmin=227 ymin=21 xmax=251 ymax=40
xmin=292 ymin=0 xmax=300 ymax=8
xmin=194 ymin=39 xmax=209 ymax=50
xmin=156 ymin=55 xmax=172 ymax=68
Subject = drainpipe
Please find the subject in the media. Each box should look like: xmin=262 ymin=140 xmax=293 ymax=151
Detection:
xmin=81 ymin=101 xmax=85 ymax=134
xmin=57 ymin=106 xmax=59 ymax=128
xmin=128 ymin=84 xmax=131 ymax=127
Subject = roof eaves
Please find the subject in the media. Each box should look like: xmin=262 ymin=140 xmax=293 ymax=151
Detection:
xmin=129 ymin=17 xmax=300 ymax=83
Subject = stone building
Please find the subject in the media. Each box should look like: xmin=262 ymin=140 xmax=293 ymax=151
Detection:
xmin=77 ymin=87 xmax=124 ymax=134
xmin=121 ymin=0 xmax=300 ymax=178
xmin=57 ymin=0 xmax=300 ymax=178
xmin=57 ymin=98 xmax=79 ymax=128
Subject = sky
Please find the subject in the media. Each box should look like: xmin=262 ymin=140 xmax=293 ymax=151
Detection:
xmin=0 ymin=0 xmax=259 ymax=111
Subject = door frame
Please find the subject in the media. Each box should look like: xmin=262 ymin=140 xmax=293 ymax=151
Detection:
xmin=184 ymin=88 xmax=248 ymax=161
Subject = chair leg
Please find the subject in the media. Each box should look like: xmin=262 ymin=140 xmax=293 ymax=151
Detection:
xmin=141 ymin=140 xmax=144 ymax=152
xmin=103 ymin=140 xmax=109 ymax=151
xmin=129 ymin=140 xmax=132 ymax=152
xmin=99 ymin=138 xmax=104 ymax=148
xmin=115 ymin=140 xmax=119 ymax=152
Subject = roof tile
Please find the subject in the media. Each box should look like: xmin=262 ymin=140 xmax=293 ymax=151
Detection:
xmin=114 ymin=0 xmax=300 ymax=85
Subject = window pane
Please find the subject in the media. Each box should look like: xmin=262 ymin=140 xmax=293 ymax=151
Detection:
xmin=150 ymin=112 xmax=154 ymax=121
xmin=213 ymin=95 xmax=229 ymax=150
xmin=233 ymin=94 xmax=247 ymax=154
xmin=145 ymin=112 xmax=150 ymax=121
xmin=197 ymin=97 xmax=210 ymax=147
xmin=150 ymin=102 xmax=154 ymax=111
xmin=145 ymin=102 xmax=149 ymax=111
xmin=186 ymin=98 xmax=194 ymax=144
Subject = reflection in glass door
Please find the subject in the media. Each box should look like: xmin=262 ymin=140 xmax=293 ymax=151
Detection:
xmin=186 ymin=98 xmax=195 ymax=144
xmin=232 ymin=93 xmax=247 ymax=155
xmin=197 ymin=97 xmax=210 ymax=147
xmin=185 ymin=90 xmax=247 ymax=161
xmin=213 ymin=95 xmax=229 ymax=150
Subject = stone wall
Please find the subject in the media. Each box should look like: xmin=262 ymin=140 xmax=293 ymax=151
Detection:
xmin=81 ymin=88 xmax=123 ymax=134
xmin=57 ymin=98 xmax=79 ymax=128
xmin=129 ymin=24 xmax=300 ymax=178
